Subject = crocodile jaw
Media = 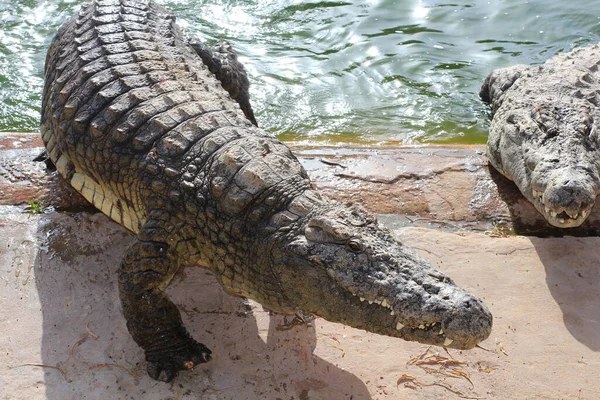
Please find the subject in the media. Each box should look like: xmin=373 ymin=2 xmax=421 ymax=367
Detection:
xmin=265 ymin=201 xmax=492 ymax=350
xmin=322 ymin=262 xmax=493 ymax=350
xmin=528 ymin=167 xmax=599 ymax=228
xmin=530 ymin=188 xmax=594 ymax=228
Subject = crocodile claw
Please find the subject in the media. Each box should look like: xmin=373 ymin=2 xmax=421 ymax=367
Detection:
xmin=146 ymin=343 xmax=212 ymax=382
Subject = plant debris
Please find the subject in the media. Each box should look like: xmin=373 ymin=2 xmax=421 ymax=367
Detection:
xmin=71 ymin=337 xmax=88 ymax=357
xmin=23 ymin=199 xmax=44 ymax=214
xmin=276 ymin=312 xmax=315 ymax=331
xmin=86 ymin=322 xmax=99 ymax=339
xmin=319 ymin=158 xmax=347 ymax=168
xmin=23 ymin=362 xmax=67 ymax=380
xmin=400 ymin=348 xmax=483 ymax=398
xmin=415 ymin=355 xmax=469 ymax=367
xmin=396 ymin=374 xmax=483 ymax=399
xmin=90 ymin=363 xmax=139 ymax=377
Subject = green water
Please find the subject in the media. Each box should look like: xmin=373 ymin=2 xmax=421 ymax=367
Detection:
xmin=1 ymin=0 xmax=599 ymax=144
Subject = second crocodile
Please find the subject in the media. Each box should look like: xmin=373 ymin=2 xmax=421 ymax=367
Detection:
xmin=481 ymin=44 xmax=600 ymax=228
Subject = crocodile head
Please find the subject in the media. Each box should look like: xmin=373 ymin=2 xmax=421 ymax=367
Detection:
xmin=486 ymin=96 xmax=600 ymax=228
xmin=252 ymin=191 xmax=492 ymax=350
xmin=482 ymin=60 xmax=600 ymax=228
xmin=521 ymin=131 xmax=600 ymax=228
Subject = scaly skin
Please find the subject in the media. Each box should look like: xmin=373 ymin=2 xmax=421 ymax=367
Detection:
xmin=42 ymin=0 xmax=492 ymax=382
xmin=481 ymin=44 xmax=600 ymax=228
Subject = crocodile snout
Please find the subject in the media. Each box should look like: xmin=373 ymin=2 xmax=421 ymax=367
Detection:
xmin=532 ymin=174 xmax=598 ymax=227
xmin=443 ymin=294 xmax=493 ymax=349
xmin=545 ymin=178 xmax=594 ymax=213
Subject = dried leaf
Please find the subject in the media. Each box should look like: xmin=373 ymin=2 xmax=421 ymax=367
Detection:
xmin=407 ymin=347 xmax=431 ymax=365
xmin=498 ymin=342 xmax=508 ymax=356
xmin=449 ymin=368 xmax=474 ymax=387
xmin=475 ymin=344 xmax=492 ymax=352
xmin=416 ymin=355 xmax=469 ymax=366
xmin=86 ymin=322 xmax=99 ymax=340
xmin=23 ymin=363 xmax=67 ymax=380
xmin=90 ymin=363 xmax=139 ymax=377
xmin=396 ymin=374 xmax=418 ymax=386
xmin=71 ymin=336 xmax=88 ymax=357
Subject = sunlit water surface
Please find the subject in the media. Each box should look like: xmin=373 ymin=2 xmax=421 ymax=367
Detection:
xmin=1 ymin=0 xmax=599 ymax=144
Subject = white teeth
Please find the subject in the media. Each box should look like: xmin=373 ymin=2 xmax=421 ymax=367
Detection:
xmin=390 ymin=310 xmax=395 ymax=316
xmin=439 ymin=328 xmax=444 ymax=335
xmin=396 ymin=322 xmax=405 ymax=330
xmin=355 ymin=294 xmax=394 ymax=310
xmin=444 ymin=338 xmax=453 ymax=346
xmin=559 ymin=218 xmax=565 ymax=224
xmin=418 ymin=324 xmax=425 ymax=330
xmin=549 ymin=211 xmax=556 ymax=218
xmin=583 ymin=209 xmax=591 ymax=218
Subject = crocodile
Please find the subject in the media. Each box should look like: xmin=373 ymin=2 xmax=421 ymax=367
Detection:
xmin=42 ymin=0 xmax=492 ymax=382
xmin=481 ymin=44 xmax=600 ymax=228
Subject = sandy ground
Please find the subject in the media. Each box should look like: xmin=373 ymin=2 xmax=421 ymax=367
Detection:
xmin=1 ymin=134 xmax=600 ymax=399
xmin=1 ymin=210 xmax=600 ymax=399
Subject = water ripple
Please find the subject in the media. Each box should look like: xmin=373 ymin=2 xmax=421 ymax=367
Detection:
xmin=1 ymin=0 xmax=599 ymax=145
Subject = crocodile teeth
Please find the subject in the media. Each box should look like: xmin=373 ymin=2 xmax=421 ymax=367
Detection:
xmin=396 ymin=322 xmax=405 ymax=330
xmin=549 ymin=210 xmax=557 ymax=218
xmin=360 ymin=297 xmax=366 ymax=302
xmin=381 ymin=299 xmax=389 ymax=308
xmin=390 ymin=310 xmax=395 ymax=316
xmin=559 ymin=218 xmax=565 ymax=224
xmin=444 ymin=338 xmax=453 ymax=346
xmin=568 ymin=212 xmax=579 ymax=220
xmin=418 ymin=324 xmax=425 ymax=330
xmin=439 ymin=328 xmax=444 ymax=335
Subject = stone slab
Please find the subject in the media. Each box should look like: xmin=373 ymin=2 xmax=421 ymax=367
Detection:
xmin=5 ymin=132 xmax=600 ymax=235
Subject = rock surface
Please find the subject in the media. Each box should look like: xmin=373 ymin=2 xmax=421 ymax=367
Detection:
xmin=2 ymin=133 xmax=600 ymax=399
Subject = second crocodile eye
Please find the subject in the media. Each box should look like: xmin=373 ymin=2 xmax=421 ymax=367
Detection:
xmin=347 ymin=239 xmax=363 ymax=253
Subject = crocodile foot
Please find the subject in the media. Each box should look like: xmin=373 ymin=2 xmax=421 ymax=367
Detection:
xmin=146 ymin=342 xmax=212 ymax=382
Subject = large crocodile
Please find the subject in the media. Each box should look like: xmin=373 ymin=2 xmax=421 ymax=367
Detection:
xmin=42 ymin=0 xmax=492 ymax=382
xmin=481 ymin=44 xmax=600 ymax=228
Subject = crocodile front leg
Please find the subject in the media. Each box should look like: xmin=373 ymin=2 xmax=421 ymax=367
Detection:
xmin=118 ymin=217 xmax=211 ymax=382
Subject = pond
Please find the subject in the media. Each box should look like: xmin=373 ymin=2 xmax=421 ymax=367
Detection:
xmin=1 ymin=0 xmax=599 ymax=145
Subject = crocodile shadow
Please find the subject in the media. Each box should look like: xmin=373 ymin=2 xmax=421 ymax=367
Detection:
xmin=489 ymin=166 xmax=600 ymax=350
xmin=33 ymin=212 xmax=371 ymax=399
xmin=529 ymin=235 xmax=600 ymax=352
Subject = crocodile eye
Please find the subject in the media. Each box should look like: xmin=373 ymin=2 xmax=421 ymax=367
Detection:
xmin=347 ymin=239 xmax=363 ymax=253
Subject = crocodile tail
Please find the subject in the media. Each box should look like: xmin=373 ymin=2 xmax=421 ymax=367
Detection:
xmin=188 ymin=39 xmax=258 ymax=126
